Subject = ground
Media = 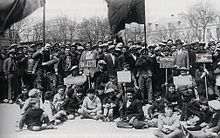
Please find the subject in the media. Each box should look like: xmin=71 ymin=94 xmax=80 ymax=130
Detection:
xmin=0 ymin=104 xmax=157 ymax=138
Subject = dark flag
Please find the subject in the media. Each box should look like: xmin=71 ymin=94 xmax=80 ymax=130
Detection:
xmin=106 ymin=0 xmax=145 ymax=35
xmin=0 ymin=0 xmax=45 ymax=33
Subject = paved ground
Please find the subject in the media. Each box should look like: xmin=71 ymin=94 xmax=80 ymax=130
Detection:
xmin=0 ymin=104 xmax=157 ymax=138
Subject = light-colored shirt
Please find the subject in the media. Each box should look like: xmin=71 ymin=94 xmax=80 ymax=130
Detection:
xmin=82 ymin=96 xmax=101 ymax=110
xmin=158 ymin=112 xmax=180 ymax=131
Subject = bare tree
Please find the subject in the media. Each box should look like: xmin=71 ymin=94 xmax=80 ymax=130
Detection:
xmin=77 ymin=17 xmax=111 ymax=43
xmin=181 ymin=1 xmax=217 ymax=41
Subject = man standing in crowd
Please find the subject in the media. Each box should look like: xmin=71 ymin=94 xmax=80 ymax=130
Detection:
xmin=104 ymin=45 xmax=118 ymax=76
xmin=3 ymin=49 xmax=21 ymax=103
xmin=172 ymin=39 xmax=190 ymax=73
xmin=32 ymin=43 xmax=58 ymax=91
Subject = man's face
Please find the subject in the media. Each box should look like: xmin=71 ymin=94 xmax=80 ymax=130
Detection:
xmin=44 ymin=45 xmax=50 ymax=51
xmin=22 ymin=88 xmax=28 ymax=94
xmin=177 ymin=44 xmax=182 ymax=50
xmin=33 ymin=102 xmax=40 ymax=109
xmin=58 ymin=88 xmax=65 ymax=95
xmin=76 ymin=92 xmax=83 ymax=99
xmin=155 ymin=96 xmax=162 ymax=102
xmin=168 ymin=86 xmax=175 ymax=93
xmin=88 ymin=93 xmax=95 ymax=99
xmin=127 ymin=93 xmax=133 ymax=101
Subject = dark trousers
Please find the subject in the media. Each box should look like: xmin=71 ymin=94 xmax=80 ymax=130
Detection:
xmin=7 ymin=74 xmax=21 ymax=101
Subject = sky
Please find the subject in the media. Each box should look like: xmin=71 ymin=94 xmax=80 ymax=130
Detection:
xmin=27 ymin=0 xmax=220 ymax=24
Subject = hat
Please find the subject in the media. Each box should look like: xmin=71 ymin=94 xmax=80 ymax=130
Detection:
xmin=108 ymin=45 xmax=115 ymax=50
xmin=175 ymin=39 xmax=184 ymax=45
xmin=105 ymin=88 xmax=114 ymax=94
xmin=163 ymin=46 xmax=170 ymax=52
xmin=99 ymin=43 xmax=108 ymax=47
xmin=29 ymin=98 xmax=40 ymax=105
xmin=148 ymin=45 xmax=156 ymax=48
xmin=30 ymin=44 xmax=36 ymax=49
xmin=122 ymin=62 xmax=129 ymax=68
xmin=116 ymin=42 xmax=123 ymax=48
xmin=159 ymin=42 xmax=166 ymax=47
xmin=77 ymin=46 xmax=84 ymax=50
xmin=208 ymin=41 xmax=215 ymax=47
xmin=179 ymin=67 xmax=189 ymax=71
xmin=126 ymin=87 xmax=135 ymax=94
xmin=44 ymin=91 xmax=54 ymax=100
xmin=154 ymin=91 xmax=162 ymax=98
xmin=208 ymin=100 xmax=220 ymax=110
xmin=87 ymin=88 xmax=96 ymax=94
xmin=1 ymin=46 xmax=8 ymax=50
xmin=70 ymin=65 xmax=78 ymax=71
xmin=199 ymin=97 xmax=208 ymax=105
xmin=29 ymin=89 xmax=38 ymax=97
xmin=136 ymin=45 xmax=142 ymax=50
xmin=98 ymin=60 xmax=106 ymax=65
xmin=154 ymin=46 xmax=161 ymax=52
xmin=9 ymin=44 xmax=18 ymax=50
xmin=57 ymin=85 xmax=66 ymax=90
xmin=7 ymin=49 xmax=16 ymax=54
xmin=129 ymin=45 xmax=137 ymax=51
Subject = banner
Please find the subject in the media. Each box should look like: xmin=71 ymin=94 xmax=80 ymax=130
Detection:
xmin=173 ymin=75 xmax=193 ymax=88
xmin=106 ymin=0 xmax=145 ymax=34
xmin=117 ymin=71 xmax=131 ymax=83
xmin=195 ymin=53 xmax=212 ymax=63
xmin=79 ymin=59 xmax=96 ymax=68
xmin=0 ymin=0 xmax=45 ymax=33
xmin=160 ymin=56 xmax=174 ymax=68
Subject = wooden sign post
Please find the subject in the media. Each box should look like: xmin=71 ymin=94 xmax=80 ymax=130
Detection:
xmin=196 ymin=53 xmax=213 ymax=99
xmin=79 ymin=59 xmax=97 ymax=88
xmin=160 ymin=56 xmax=174 ymax=93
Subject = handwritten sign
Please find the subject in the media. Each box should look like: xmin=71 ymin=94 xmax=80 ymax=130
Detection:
xmin=79 ymin=59 xmax=96 ymax=68
xmin=160 ymin=57 xmax=174 ymax=68
xmin=117 ymin=71 xmax=131 ymax=83
xmin=64 ymin=75 xmax=87 ymax=86
xmin=196 ymin=53 xmax=212 ymax=63
xmin=173 ymin=75 xmax=193 ymax=88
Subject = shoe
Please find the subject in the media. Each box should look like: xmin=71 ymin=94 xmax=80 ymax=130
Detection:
xmin=3 ymin=99 xmax=9 ymax=103
xmin=9 ymin=100 xmax=13 ymax=104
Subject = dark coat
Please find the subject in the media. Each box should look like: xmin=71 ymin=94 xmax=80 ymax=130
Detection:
xmin=120 ymin=99 xmax=144 ymax=120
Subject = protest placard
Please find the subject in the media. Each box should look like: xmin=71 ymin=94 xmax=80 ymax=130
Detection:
xmin=160 ymin=56 xmax=174 ymax=68
xmin=79 ymin=59 xmax=97 ymax=68
xmin=64 ymin=75 xmax=87 ymax=86
xmin=173 ymin=75 xmax=193 ymax=88
xmin=117 ymin=71 xmax=131 ymax=83
xmin=195 ymin=53 xmax=212 ymax=63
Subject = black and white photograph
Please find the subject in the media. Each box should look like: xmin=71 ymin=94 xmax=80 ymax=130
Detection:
xmin=0 ymin=0 xmax=220 ymax=137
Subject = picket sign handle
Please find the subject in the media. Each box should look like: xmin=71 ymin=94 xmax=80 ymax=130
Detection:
xmin=204 ymin=64 xmax=208 ymax=99
xmin=165 ymin=68 xmax=168 ymax=93
xmin=88 ymin=68 xmax=91 ymax=88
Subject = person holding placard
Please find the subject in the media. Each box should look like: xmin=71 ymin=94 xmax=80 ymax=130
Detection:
xmin=136 ymin=48 xmax=153 ymax=104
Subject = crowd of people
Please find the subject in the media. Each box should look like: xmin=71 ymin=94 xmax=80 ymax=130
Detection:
xmin=0 ymin=38 xmax=220 ymax=137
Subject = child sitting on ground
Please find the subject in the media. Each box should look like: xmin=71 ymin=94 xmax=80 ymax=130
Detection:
xmin=21 ymin=88 xmax=43 ymax=115
xmin=43 ymin=91 xmax=67 ymax=125
xmin=60 ymin=88 xmax=84 ymax=120
xmin=146 ymin=92 xmax=168 ymax=127
xmin=18 ymin=98 xmax=56 ymax=131
xmin=80 ymin=88 xmax=104 ymax=120
xmin=102 ymin=88 xmax=119 ymax=122
xmin=16 ymin=86 xmax=29 ymax=109
xmin=53 ymin=85 xmax=65 ymax=111
xmin=154 ymin=103 xmax=183 ymax=138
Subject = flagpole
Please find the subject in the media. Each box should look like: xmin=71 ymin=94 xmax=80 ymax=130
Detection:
xmin=144 ymin=0 xmax=147 ymax=52
xmin=43 ymin=2 xmax=46 ymax=46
